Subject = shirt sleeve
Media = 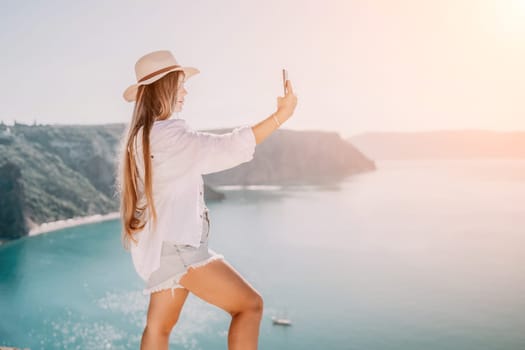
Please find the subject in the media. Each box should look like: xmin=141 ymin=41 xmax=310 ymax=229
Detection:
xmin=177 ymin=123 xmax=257 ymax=175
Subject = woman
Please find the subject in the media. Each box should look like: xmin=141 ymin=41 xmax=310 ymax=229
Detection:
xmin=116 ymin=50 xmax=298 ymax=350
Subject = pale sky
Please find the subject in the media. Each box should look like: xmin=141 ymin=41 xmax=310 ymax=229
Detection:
xmin=1 ymin=0 xmax=524 ymax=138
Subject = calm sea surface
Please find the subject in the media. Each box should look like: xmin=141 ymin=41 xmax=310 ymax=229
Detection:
xmin=1 ymin=159 xmax=524 ymax=350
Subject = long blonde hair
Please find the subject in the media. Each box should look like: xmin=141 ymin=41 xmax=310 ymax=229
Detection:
xmin=116 ymin=70 xmax=185 ymax=250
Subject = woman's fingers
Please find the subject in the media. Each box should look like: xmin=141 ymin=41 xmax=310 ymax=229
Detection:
xmin=286 ymin=80 xmax=294 ymax=95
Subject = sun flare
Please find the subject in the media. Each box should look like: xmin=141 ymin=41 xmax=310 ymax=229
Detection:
xmin=491 ymin=0 xmax=525 ymax=37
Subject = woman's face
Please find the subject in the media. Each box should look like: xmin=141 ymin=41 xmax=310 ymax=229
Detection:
xmin=172 ymin=79 xmax=187 ymax=113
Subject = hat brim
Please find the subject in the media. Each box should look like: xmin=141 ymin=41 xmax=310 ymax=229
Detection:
xmin=123 ymin=66 xmax=200 ymax=102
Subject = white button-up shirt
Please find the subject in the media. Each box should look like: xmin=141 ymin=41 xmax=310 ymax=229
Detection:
xmin=129 ymin=118 xmax=256 ymax=281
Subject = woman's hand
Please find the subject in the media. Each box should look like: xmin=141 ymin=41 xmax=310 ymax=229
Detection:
xmin=276 ymin=80 xmax=298 ymax=120
xmin=251 ymin=80 xmax=298 ymax=144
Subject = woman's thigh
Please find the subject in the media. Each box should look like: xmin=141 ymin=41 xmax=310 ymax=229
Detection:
xmin=177 ymin=259 xmax=262 ymax=315
xmin=146 ymin=287 xmax=190 ymax=332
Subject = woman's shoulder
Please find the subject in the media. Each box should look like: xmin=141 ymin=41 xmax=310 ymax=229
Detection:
xmin=154 ymin=118 xmax=187 ymax=128
xmin=151 ymin=118 xmax=188 ymax=137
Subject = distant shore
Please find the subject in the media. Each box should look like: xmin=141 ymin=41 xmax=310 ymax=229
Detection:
xmin=0 ymin=212 xmax=121 ymax=246
xmin=28 ymin=212 xmax=120 ymax=236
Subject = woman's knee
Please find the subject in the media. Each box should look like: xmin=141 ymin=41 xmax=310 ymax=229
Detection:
xmin=143 ymin=322 xmax=174 ymax=338
xmin=231 ymin=291 xmax=264 ymax=316
xmin=145 ymin=308 xmax=183 ymax=336
xmin=252 ymin=292 xmax=264 ymax=312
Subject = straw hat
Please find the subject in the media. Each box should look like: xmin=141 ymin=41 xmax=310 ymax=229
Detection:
xmin=123 ymin=50 xmax=200 ymax=102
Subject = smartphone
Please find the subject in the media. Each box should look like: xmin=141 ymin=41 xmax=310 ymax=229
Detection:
xmin=282 ymin=68 xmax=288 ymax=94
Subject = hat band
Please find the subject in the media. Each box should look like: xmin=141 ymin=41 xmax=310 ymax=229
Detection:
xmin=138 ymin=65 xmax=181 ymax=83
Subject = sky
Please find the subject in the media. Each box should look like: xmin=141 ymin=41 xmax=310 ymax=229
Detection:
xmin=1 ymin=0 xmax=524 ymax=138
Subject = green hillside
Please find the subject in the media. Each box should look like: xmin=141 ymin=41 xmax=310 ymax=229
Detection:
xmin=0 ymin=121 xmax=375 ymax=241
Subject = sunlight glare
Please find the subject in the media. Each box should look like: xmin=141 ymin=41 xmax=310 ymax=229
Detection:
xmin=495 ymin=0 xmax=525 ymax=36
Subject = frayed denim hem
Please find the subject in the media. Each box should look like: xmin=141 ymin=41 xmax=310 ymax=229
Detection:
xmin=142 ymin=253 xmax=225 ymax=298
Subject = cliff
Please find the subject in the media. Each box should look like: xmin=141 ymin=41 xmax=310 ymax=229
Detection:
xmin=0 ymin=122 xmax=375 ymax=241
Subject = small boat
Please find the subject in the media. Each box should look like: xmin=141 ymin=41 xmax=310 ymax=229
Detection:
xmin=272 ymin=316 xmax=292 ymax=326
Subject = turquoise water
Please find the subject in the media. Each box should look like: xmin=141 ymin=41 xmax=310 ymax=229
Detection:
xmin=1 ymin=159 xmax=524 ymax=349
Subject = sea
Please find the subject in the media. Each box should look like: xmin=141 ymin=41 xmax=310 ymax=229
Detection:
xmin=1 ymin=159 xmax=524 ymax=350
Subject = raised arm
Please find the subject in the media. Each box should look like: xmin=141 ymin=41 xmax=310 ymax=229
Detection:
xmin=178 ymin=124 xmax=257 ymax=175
xmin=251 ymin=79 xmax=298 ymax=144
xmin=160 ymin=79 xmax=298 ymax=176
xmin=185 ymin=79 xmax=297 ymax=175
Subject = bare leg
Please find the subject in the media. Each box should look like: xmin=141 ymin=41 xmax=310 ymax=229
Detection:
xmin=140 ymin=287 xmax=190 ymax=350
xmin=178 ymin=259 xmax=264 ymax=350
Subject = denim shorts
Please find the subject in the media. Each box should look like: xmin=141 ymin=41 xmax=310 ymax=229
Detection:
xmin=143 ymin=209 xmax=225 ymax=297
